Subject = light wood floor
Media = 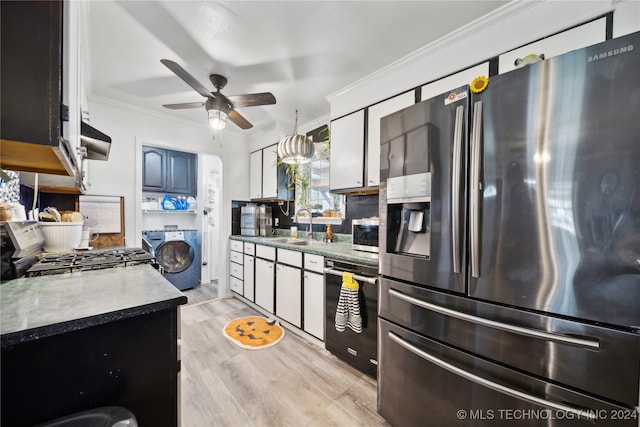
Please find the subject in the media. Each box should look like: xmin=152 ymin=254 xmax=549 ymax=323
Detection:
xmin=180 ymin=297 xmax=390 ymax=427
xmin=183 ymin=280 xmax=219 ymax=306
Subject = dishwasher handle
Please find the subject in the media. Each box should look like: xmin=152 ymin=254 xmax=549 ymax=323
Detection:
xmin=323 ymin=267 xmax=377 ymax=285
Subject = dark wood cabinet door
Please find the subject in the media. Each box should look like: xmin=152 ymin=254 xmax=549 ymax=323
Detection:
xmin=1 ymin=0 xmax=63 ymax=146
xmin=167 ymin=150 xmax=196 ymax=195
xmin=142 ymin=146 xmax=167 ymax=192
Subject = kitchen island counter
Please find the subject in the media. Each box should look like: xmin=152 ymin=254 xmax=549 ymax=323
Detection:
xmin=1 ymin=264 xmax=186 ymax=427
xmin=0 ymin=264 xmax=187 ymax=347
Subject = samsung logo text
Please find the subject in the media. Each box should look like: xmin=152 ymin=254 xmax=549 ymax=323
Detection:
xmin=588 ymin=45 xmax=634 ymax=62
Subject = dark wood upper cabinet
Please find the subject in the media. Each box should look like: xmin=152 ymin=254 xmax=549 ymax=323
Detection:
xmin=142 ymin=146 xmax=196 ymax=195
xmin=0 ymin=0 xmax=76 ymax=176
xmin=166 ymin=150 xmax=196 ymax=195
xmin=142 ymin=146 xmax=167 ymax=193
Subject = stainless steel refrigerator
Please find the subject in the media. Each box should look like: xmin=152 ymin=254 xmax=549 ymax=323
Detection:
xmin=378 ymin=31 xmax=640 ymax=426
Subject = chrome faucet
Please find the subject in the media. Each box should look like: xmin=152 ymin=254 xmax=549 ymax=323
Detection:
xmin=294 ymin=208 xmax=313 ymax=241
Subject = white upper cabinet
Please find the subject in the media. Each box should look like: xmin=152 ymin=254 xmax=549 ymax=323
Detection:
xmin=62 ymin=1 xmax=85 ymax=172
xmin=261 ymin=144 xmax=279 ymax=199
xmin=366 ymin=91 xmax=415 ymax=187
xmin=249 ymin=150 xmax=263 ymax=199
xmin=421 ymin=62 xmax=490 ymax=101
xmin=498 ymin=17 xmax=607 ymax=74
xmin=250 ymin=144 xmax=291 ymax=200
xmin=330 ymin=109 xmax=365 ymax=191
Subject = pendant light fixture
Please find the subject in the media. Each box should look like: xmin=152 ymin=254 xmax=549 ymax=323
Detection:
xmin=277 ymin=110 xmax=314 ymax=164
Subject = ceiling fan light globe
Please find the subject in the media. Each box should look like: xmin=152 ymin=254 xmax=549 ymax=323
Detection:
xmin=208 ymin=109 xmax=228 ymax=130
xmin=278 ymin=134 xmax=314 ymax=164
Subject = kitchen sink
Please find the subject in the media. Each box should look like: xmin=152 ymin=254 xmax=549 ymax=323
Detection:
xmin=267 ymin=238 xmax=324 ymax=246
xmin=289 ymin=240 xmax=324 ymax=246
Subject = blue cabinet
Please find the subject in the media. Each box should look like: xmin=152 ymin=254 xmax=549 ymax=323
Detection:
xmin=142 ymin=146 xmax=196 ymax=195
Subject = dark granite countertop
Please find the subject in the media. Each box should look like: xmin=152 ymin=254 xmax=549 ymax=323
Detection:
xmin=230 ymin=235 xmax=379 ymax=267
xmin=1 ymin=264 xmax=187 ymax=348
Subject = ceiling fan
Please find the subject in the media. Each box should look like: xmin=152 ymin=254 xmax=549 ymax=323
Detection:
xmin=160 ymin=59 xmax=276 ymax=130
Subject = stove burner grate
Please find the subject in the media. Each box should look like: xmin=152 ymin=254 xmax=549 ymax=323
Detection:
xmin=25 ymin=248 xmax=155 ymax=277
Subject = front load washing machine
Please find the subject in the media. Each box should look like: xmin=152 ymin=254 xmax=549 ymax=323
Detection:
xmin=142 ymin=229 xmax=200 ymax=290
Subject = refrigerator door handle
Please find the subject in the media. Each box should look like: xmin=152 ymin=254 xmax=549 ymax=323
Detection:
xmin=451 ymin=105 xmax=465 ymax=274
xmin=388 ymin=331 xmax=597 ymax=421
xmin=470 ymin=101 xmax=483 ymax=278
xmin=388 ymin=289 xmax=600 ymax=349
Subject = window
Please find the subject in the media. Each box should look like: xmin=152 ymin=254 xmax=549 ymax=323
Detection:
xmin=294 ymin=142 xmax=344 ymax=219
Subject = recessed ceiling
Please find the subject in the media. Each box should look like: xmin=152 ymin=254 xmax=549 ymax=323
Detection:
xmin=87 ymin=0 xmax=509 ymax=133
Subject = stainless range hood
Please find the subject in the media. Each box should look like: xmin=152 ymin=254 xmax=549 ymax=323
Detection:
xmin=81 ymin=121 xmax=111 ymax=161
xmin=18 ymin=122 xmax=112 ymax=194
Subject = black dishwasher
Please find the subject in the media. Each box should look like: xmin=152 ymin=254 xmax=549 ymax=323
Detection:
xmin=324 ymin=259 xmax=378 ymax=378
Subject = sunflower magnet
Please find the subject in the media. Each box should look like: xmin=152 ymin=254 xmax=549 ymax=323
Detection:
xmin=471 ymin=75 xmax=489 ymax=93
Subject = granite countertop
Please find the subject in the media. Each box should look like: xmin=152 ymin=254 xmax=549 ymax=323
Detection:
xmin=1 ymin=264 xmax=187 ymax=348
xmin=230 ymin=235 xmax=379 ymax=267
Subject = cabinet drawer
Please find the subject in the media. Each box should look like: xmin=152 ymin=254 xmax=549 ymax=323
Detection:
xmin=244 ymin=242 xmax=255 ymax=255
xmin=256 ymin=244 xmax=275 ymax=261
xmin=230 ymin=275 xmax=243 ymax=294
xmin=230 ymin=240 xmax=243 ymax=252
xmin=230 ymin=250 xmax=243 ymax=265
xmin=230 ymin=261 xmax=243 ymax=280
xmin=278 ymin=248 xmax=302 ymax=268
xmin=304 ymin=253 xmax=324 ymax=273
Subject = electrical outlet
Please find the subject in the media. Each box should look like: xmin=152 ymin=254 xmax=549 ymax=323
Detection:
xmin=275 ymin=218 xmax=280 ymax=226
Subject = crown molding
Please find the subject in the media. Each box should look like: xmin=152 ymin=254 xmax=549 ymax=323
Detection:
xmin=326 ymin=1 xmax=561 ymax=103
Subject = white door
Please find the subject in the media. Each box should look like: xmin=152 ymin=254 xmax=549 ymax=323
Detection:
xmin=243 ymin=254 xmax=255 ymax=302
xmin=200 ymin=155 xmax=222 ymax=285
xmin=255 ymin=258 xmax=275 ymax=313
xmin=330 ymin=110 xmax=365 ymax=191
xmin=367 ymin=91 xmax=415 ymax=186
xmin=276 ymin=263 xmax=302 ymax=327
xmin=303 ymin=271 xmax=324 ymax=340
xmin=249 ymin=150 xmax=262 ymax=199
xmin=261 ymin=144 xmax=279 ymax=199
xmin=498 ymin=17 xmax=606 ymax=74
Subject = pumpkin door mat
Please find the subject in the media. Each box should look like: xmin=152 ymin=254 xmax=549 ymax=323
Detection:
xmin=222 ymin=316 xmax=285 ymax=349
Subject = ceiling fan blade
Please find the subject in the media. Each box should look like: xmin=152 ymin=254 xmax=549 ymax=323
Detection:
xmin=161 ymin=59 xmax=213 ymax=99
xmin=162 ymin=102 xmax=205 ymax=110
xmin=228 ymin=109 xmax=253 ymax=129
xmin=226 ymin=92 xmax=276 ymax=108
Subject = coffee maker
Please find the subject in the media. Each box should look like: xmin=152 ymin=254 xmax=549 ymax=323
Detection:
xmin=259 ymin=205 xmax=273 ymax=237
xmin=240 ymin=204 xmax=259 ymax=236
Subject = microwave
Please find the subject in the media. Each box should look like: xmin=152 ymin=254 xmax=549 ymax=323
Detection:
xmin=352 ymin=218 xmax=379 ymax=253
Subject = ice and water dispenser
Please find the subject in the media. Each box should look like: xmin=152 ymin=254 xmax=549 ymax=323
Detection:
xmin=385 ymin=173 xmax=431 ymax=258
xmin=380 ymin=121 xmax=435 ymax=260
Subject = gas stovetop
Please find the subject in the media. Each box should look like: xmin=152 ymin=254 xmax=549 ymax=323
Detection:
xmin=25 ymin=248 xmax=155 ymax=277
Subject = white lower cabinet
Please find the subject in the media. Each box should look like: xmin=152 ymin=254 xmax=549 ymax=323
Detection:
xmin=303 ymin=271 xmax=324 ymax=340
xmin=275 ymin=263 xmax=302 ymax=327
xmin=255 ymin=257 xmax=275 ymax=313
xmin=243 ymin=254 xmax=255 ymax=302
xmin=231 ymin=240 xmax=326 ymax=341
xmin=229 ymin=245 xmax=243 ymax=295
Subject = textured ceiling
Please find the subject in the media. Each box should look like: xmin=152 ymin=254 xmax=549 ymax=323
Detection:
xmin=87 ymin=1 xmax=509 ymax=133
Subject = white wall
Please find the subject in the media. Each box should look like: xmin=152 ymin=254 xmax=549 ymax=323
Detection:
xmin=327 ymin=0 xmax=640 ymax=117
xmin=85 ymin=97 xmax=249 ymax=297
